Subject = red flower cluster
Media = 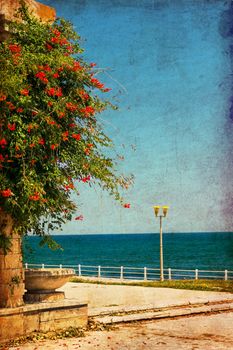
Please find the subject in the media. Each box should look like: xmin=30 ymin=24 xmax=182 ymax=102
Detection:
xmin=66 ymin=102 xmax=78 ymax=112
xmin=123 ymin=203 xmax=130 ymax=208
xmin=1 ymin=189 xmax=13 ymax=197
xmin=62 ymin=131 xmax=69 ymax=141
xmin=9 ymin=44 xmax=21 ymax=54
xmin=0 ymin=138 xmax=7 ymax=148
xmin=0 ymin=95 xmax=6 ymax=101
xmin=84 ymin=143 xmax=93 ymax=155
xmin=20 ymin=89 xmax=29 ymax=96
xmin=46 ymin=87 xmax=63 ymax=97
xmin=81 ymin=175 xmax=91 ymax=183
xmin=80 ymin=106 xmax=95 ymax=117
xmin=72 ymin=61 xmax=83 ymax=71
xmin=0 ymin=154 xmax=4 ymax=162
xmin=50 ymin=144 xmax=58 ymax=150
xmin=64 ymin=183 xmax=75 ymax=191
xmin=35 ymin=71 xmax=48 ymax=84
xmin=75 ymin=215 xmax=83 ymax=221
xmin=6 ymin=102 xmax=16 ymax=110
xmin=29 ymin=192 xmax=40 ymax=201
xmin=17 ymin=107 xmax=24 ymax=113
xmin=37 ymin=65 xmax=51 ymax=72
xmin=79 ymin=90 xmax=89 ymax=100
xmin=38 ymin=138 xmax=45 ymax=145
xmin=58 ymin=112 xmax=65 ymax=119
xmin=91 ymin=77 xmax=105 ymax=89
xmin=8 ymin=123 xmax=16 ymax=131
xmin=71 ymin=133 xmax=81 ymax=141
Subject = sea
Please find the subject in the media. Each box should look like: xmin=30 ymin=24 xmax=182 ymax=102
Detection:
xmin=23 ymin=232 xmax=233 ymax=271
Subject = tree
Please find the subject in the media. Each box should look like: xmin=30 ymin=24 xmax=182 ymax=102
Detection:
xmin=0 ymin=4 xmax=131 ymax=307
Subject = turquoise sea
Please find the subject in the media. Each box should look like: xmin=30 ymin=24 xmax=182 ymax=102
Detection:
xmin=23 ymin=232 xmax=233 ymax=271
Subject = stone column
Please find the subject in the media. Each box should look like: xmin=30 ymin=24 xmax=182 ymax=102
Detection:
xmin=0 ymin=213 xmax=24 ymax=308
xmin=0 ymin=0 xmax=55 ymax=309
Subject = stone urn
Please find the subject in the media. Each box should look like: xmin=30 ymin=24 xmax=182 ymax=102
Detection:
xmin=24 ymin=268 xmax=75 ymax=303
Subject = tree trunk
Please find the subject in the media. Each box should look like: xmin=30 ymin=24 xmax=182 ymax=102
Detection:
xmin=0 ymin=212 xmax=24 ymax=308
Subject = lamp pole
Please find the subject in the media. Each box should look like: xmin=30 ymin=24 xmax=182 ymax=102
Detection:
xmin=153 ymin=205 xmax=169 ymax=282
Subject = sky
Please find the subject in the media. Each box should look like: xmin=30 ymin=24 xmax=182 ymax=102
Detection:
xmin=42 ymin=0 xmax=233 ymax=234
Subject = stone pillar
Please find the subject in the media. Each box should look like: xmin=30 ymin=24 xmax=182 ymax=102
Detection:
xmin=0 ymin=213 xmax=24 ymax=308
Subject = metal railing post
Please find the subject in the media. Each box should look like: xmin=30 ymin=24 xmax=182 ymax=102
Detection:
xmin=59 ymin=264 xmax=62 ymax=269
xmin=78 ymin=264 xmax=81 ymax=277
xmin=25 ymin=263 xmax=28 ymax=269
xmin=168 ymin=268 xmax=172 ymax=280
xmin=195 ymin=269 xmax=198 ymax=280
xmin=120 ymin=266 xmax=124 ymax=280
xmin=144 ymin=267 xmax=147 ymax=281
xmin=224 ymin=269 xmax=228 ymax=281
xmin=42 ymin=263 xmax=45 ymax=269
xmin=98 ymin=265 xmax=101 ymax=278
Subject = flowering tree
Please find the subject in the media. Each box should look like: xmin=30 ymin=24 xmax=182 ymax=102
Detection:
xmin=0 ymin=4 xmax=130 ymax=252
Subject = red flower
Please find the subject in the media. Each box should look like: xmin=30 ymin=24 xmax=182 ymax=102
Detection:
xmin=90 ymin=63 xmax=97 ymax=67
xmin=29 ymin=192 xmax=40 ymax=201
xmin=91 ymin=77 xmax=105 ymax=89
xmin=0 ymin=154 xmax=4 ymax=162
xmin=38 ymin=138 xmax=45 ymax=145
xmin=64 ymin=183 xmax=75 ymax=191
xmin=72 ymin=61 xmax=83 ymax=72
xmin=35 ymin=71 xmax=48 ymax=84
xmin=1 ymin=189 xmax=13 ymax=197
xmin=45 ymin=43 xmax=53 ymax=51
xmin=81 ymin=175 xmax=91 ymax=183
xmin=103 ymin=88 xmax=112 ymax=92
xmin=0 ymin=95 xmax=6 ymax=101
xmin=62 ymin=131 xmax=69 ymax=141
xmin=20 ymin=89 xmax=29 ymax=96
xmin=17 ymin=107 xmax=24 ymax=113
xmin=60 ymin=38 xmax=69 ymax=46
xmin=53 ymin=73 xmax=59 ymax=78
xmin=66 ymin=102 xmax=78 ymax=112
xmin=32 ymin=111 xmax=38 ymax=116
xmin=68 ymin=123 xmax=76 ymax=128
xmin=6 ymin=102 xmax=15 ymax=110
xmin=0 ymin=138 xmax=7 ymax=148
xmin=79 ymin=90 xmax=89 ymax=100
xmin=29 ymin=143 xmax=35 ymax=148
xmin=72 ymin=133 xmax=81 ymax=141
xmin=52 ymin=29 xmax=61 ymax=37
xmin=58 ymin=112 xmax=65 ymax=119
xmin=50 ymin=144 xmax=58 ymax=150
xmin=9 ymin=44 xmax=21 ymax=54
xmin=46 ymin=87 xmax=62 ymax=97
xmin=75 ymin=215 xmax=84 ymax=221
xmin=7 ymin=123 xmax=16 ymax=131
xmin=80 ymin=106 xmax=95 ymax=117
xmin=123 ymin=203 xmax=131 ymax=208
xmin=47 ymin=101 xmax=53 ymax=107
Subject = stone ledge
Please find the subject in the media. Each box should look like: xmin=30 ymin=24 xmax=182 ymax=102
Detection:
xmin=0 ymin=299 xmax=88 ymax=343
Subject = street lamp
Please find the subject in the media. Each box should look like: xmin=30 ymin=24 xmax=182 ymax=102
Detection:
xmin=153 ymin=205 xmax=169 ymax=282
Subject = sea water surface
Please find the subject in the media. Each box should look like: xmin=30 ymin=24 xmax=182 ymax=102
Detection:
xmin=23 ymin=232 xmax=233 ymax=271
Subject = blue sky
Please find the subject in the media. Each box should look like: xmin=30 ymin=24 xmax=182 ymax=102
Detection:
xmin=43 ymin=0 xmax=233 ymax=234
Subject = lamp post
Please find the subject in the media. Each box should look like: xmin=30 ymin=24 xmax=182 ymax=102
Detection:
xmin=153 ymin=205 xmax=169 ymax=282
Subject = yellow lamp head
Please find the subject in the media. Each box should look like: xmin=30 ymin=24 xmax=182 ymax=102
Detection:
xmin=162 ymin=206 xmax=169 ymax=217
xmin=153 ymin=205 xmax=160 ymax=217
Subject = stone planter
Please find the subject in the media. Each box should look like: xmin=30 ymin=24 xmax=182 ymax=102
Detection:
xmin=24 ymin=268 xmax=75 ymax=303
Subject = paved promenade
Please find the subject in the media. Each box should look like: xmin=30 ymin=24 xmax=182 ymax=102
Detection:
xmin=60 ymin=281 xmax=233 ymax=310
xmin=7 ymin=281 xmax=233 ymax=349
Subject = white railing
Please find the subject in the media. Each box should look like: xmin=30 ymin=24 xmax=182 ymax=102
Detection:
xmin=24 ymin=263 xmax=233 ymax=281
